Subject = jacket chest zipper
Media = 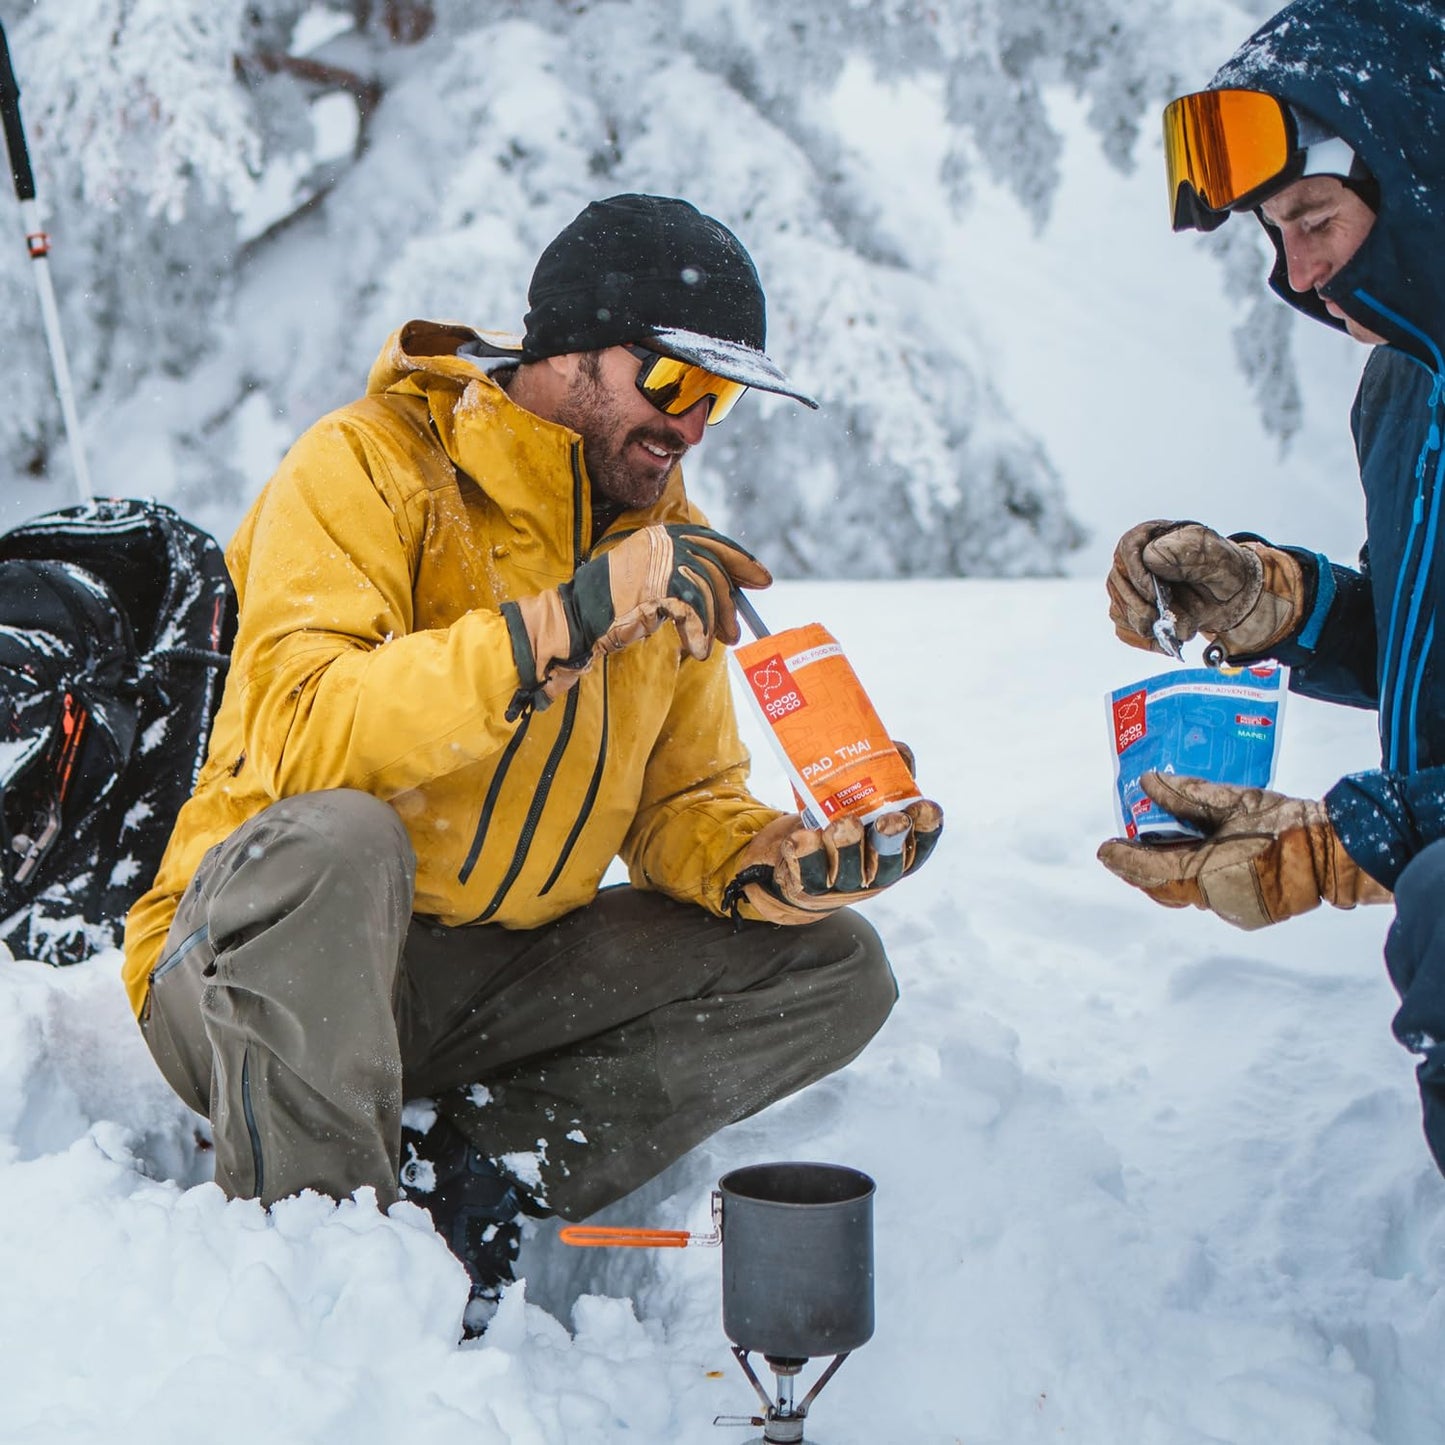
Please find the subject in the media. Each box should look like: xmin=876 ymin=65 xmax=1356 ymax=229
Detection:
xmin=473 ymin=686 xmax=583 ymax=921
xmin=1350 ymin=288 xmax=1445 ymax=772
xmin=1382 ymin=373 xmax=1445 ymax=772
xmin=460 ymin=441 xmax=605 ymax=915
xmin=457 ymin=713 xmax=534 ymax=886
xmin=539 ymin=656 xmax=611 ymax=897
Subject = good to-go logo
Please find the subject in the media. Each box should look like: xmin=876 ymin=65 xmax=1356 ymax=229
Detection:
xmin=1112 ymin=689 xmax=1147 ymax=754
xmin=747 ymin=652 xmax=806 ymax=720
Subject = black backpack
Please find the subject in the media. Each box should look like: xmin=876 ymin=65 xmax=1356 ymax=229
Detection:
xmin=0 ymin=498 xmax=236 ymax=965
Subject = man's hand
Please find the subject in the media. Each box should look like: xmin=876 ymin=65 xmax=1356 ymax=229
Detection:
xmin=504 ymin=524 xmax=771 ymax=713
xmin=1096 ymin=772 xmax=1391 ymax=930
xmin=1107 ymin=521 xmax=1306 ymax=659
xmin=726 ymin=800 xmax=944 ymax=925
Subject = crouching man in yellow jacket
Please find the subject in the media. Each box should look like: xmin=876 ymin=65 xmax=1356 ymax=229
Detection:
xmin=123 ymin=194 xmax=943 ymax=1333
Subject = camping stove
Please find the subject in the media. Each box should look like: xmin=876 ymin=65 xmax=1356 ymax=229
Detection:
xmin=713 ymin=1348 xmax=853 ymax=1443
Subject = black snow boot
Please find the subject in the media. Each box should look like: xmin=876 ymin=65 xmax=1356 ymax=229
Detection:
xmin=400 ymin=1112 xmax=531 ymax=1336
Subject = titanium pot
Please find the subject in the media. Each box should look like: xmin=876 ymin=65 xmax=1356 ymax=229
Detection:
xmin=560 ymin=1160 xmax=875 ymax=1360
xmin=717 ymin=1161 xmax=874 ymax=1359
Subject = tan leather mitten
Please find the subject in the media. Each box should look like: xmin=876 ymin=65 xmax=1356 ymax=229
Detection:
xmin=726 ymin=800 xmax=944 ymax=926
xmin=1107 ymin=520 xmax=1306 ymax=659
xmin=1097 ymin=772 xmax=1392 ymax=930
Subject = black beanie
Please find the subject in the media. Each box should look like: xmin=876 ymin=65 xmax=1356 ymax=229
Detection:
xmin=518 ymin=194 xmax=816 ymax=407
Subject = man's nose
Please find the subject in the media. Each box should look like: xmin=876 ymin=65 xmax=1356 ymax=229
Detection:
xmin=1284 ymin=237 xmax=1330 ymax=295
xmin=671 ymin=399 xmax=710 ymax=447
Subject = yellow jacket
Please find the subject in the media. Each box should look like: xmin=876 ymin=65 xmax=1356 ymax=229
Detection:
xmin=122 ymin=321 xmax=783 ymax=1017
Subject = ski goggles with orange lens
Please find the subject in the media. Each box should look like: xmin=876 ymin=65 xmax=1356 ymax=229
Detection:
xmin=626 ymin=346 xmax=749 ymax=426
xmin=1163 ymin=88 xmax=1301 ymax=232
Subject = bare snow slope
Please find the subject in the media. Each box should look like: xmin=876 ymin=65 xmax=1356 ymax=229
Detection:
xmin=1 ymin=578 xmax=1441 ymax=1445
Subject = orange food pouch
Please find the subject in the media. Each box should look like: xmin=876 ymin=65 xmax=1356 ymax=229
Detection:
xmin=731 ymin=623 xmax=921 ymax=829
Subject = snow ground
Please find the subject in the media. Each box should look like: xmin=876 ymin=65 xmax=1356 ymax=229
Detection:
xmin=1 ymin=578 xmax=1441 ymax=1445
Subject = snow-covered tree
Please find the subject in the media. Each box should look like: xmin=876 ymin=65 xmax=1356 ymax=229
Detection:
xmin=0 ymin=0 xmax=1278 ymax=574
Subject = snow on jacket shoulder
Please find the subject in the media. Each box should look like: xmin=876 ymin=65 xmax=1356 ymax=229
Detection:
xmin=121 ymin=321 xmax=783 ymax=1017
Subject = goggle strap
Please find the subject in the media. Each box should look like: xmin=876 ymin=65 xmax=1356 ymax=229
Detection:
xmin=1300 ymin=135 xmax=1358 ymax=181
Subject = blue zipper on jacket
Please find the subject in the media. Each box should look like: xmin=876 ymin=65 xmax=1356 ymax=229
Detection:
xmin=1409 ymin=614 xmax=1438 ymax=758
xmin=1402 ymin=409 xmax=1445 ymax=772
xmin=1354 ymin=288 xmax=1445 ymax=772
xmin=1386 ymin=398 xmax=1444 ymax=771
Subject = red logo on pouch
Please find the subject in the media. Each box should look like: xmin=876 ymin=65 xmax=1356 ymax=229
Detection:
xmin=747 ymin=653 xmax=805 ymax=720
xmin=1113 ymin=689 xmax=1147 ymax=754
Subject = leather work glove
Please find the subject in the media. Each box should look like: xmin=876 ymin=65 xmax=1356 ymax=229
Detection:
xmin=503 ymin=524 xmax=771 ymax=716
xmin=724 ymin=799 xmax=944 ymax=926
xmin=1096 ymin=772 xmax=1392 ymax=931
xmin=1107 ymin=521 xmax=1306 ymax=660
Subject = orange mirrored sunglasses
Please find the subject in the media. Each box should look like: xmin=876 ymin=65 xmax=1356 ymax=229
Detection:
xmin=627 ymin=346 xmax=749 ymax=426
xmin=1163 ymin=88 xmax=1298 ymax=231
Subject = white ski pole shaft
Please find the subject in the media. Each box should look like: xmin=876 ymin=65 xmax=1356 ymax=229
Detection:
xmin=0 ymin=21 xmax=92 ymax=504
xmin=18 ymin=200 xmax=90 ymax=502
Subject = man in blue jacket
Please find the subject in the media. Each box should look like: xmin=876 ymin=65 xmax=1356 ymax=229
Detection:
xmin=1097 ymin=0 xmax=1445 ymax=1173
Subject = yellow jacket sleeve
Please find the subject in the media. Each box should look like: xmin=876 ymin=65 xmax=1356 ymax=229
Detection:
xmin=230 ymin=418 xmax=524 ymax=801
xmin=621 ymin=645 xmax=784 ymax=915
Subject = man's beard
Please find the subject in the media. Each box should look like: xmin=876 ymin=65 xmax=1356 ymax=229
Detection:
xmin=558 ymin=354 xmax=686 ymax=510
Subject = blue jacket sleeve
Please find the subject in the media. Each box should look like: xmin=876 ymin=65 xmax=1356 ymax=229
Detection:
xmin=1232 ymin=536 xmax=1379 ymax=709
xmin=1326 ymin=766 xmax=1445 ymax=890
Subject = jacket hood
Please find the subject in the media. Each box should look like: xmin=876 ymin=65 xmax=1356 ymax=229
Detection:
xmin=365 ymin=318 xmax=505 ymax=397
xmin=1211 ymin=0 xmax=1445 ymax=368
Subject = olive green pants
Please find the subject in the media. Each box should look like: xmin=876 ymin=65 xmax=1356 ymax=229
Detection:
xmin=140 ymin=790 xmax=897 ymax=1220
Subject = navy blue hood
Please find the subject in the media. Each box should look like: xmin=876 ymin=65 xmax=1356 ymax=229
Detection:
xmin=1211 ymin=0 xmax=1445 ymax=369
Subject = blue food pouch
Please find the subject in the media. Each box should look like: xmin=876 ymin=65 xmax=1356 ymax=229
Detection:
xmin=1107 ymin=663 xmax=1287 ymax=840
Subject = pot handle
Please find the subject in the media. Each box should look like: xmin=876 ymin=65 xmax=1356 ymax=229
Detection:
xmin=559 ymin=1224 xmax=720 ymax=1249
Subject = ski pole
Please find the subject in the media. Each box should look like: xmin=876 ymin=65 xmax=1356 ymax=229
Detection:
xmin=0 ymin=20 xmax=92 ymax=504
